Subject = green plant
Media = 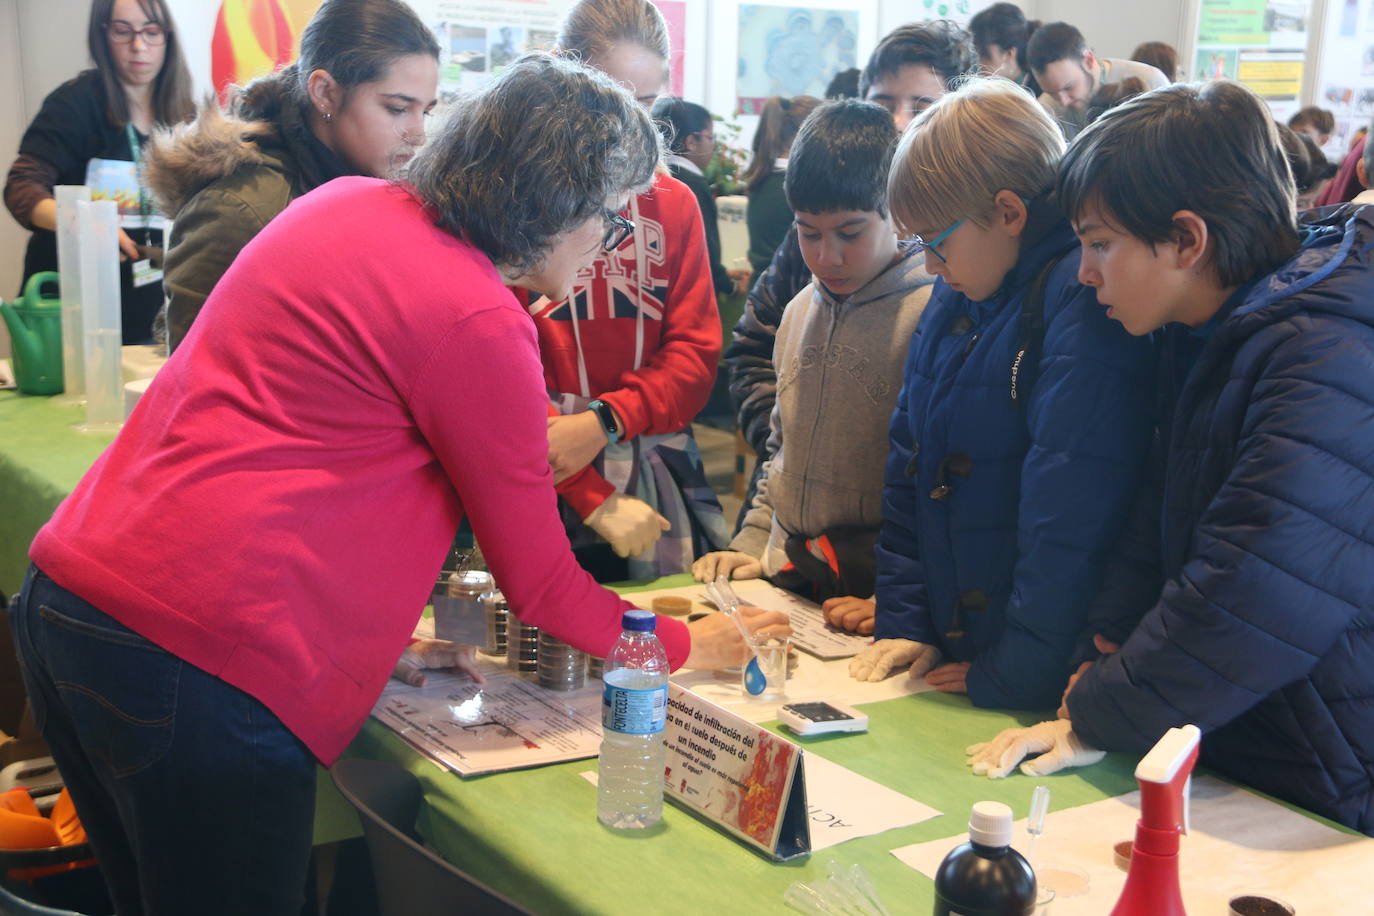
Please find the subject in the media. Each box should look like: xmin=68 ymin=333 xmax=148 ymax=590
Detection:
xmin=704 ymin=113 xmax=749 ymax=197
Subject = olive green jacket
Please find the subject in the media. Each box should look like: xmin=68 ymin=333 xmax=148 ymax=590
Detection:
xmin=144 ymin=89 xmax=347 ymax=352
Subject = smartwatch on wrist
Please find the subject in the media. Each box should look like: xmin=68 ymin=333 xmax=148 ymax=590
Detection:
xmin=587 ymin=399 xmax=622 ymax=445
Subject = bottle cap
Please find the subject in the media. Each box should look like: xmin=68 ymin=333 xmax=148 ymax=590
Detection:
xmin=968 ymin=800 xmax=1013 ymax=848
xmin=622 ymin=609 xmax=657 ymax=632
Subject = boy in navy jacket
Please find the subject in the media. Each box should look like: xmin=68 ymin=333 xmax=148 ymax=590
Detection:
xmin=969 ymin=81 xmax=1374 ymax=837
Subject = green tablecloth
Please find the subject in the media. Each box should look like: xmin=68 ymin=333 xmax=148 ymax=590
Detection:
xmin=331 ymin=575 xmax=1139 ymax=915
xmin=0 ymin=391 xmax=115 ymax=599
xmin=1 ymin=394 xmax=1347 ymax=913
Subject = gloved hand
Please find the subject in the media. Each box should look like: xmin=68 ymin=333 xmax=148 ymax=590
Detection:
xmin=691 ymin=550 xmax=763 ymax=583
xmin=965 ymin=719 xmax=1105 ymax=779
xmin=583 ymin=492 xmax=671 ymax=558
xmin=392 ymin=639 xmax=486 ymax=688
xmin=848 ymin=639 xmax=942 ymax=682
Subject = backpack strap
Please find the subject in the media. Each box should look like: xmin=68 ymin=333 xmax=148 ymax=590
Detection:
xmin=1009 ymin=251 xmax=1072 ymax=407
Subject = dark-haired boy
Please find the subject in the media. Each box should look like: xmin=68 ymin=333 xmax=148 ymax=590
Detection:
xmin=693 ymin=100 xmax=934 ymax=603
xmin=1288 ymin=104 xmax=1335 ymax=147
xmin=968 ymin=80 xmax=1374 ymax=837
xmin=727 ymin=20 xmax=976 ymax=531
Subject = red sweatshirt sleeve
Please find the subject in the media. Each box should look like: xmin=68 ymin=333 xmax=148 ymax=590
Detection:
xmin=550 ymin=401 xmax=616 ymax=518
xmin=598 ymin=179 xmax=722 ymax=441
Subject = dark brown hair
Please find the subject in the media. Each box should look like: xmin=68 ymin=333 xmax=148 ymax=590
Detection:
xmin=1288 ymin=105 xmax=1335 ymax=137
xmin=859 ymin=20 xmax=976 ymax=98
xmin=1131 ymin=42 xmax=1178 ymax=81
xmin=970 ymin=4 xmax=1040 ymax=72
xmin=1086 ymin=76 xmax=1147 ymax=123
xmin=744 ymin=95 xmax=820 ymax=194
xmin=87 ymin=0 xmax=194 ymax=128
xmin=786 ymin=100 xmax=896 ymax=216
xmin=1059 ymin=80 xmax=1300 ymax=288
xmin=237 ymin=0 xmax=440 ymax=120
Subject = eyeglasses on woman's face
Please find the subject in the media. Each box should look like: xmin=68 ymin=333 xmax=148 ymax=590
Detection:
xmin=602 ymin=209 xmax=635 ymax=251
xmin=106 ymin=20 xmax=168 ymax=45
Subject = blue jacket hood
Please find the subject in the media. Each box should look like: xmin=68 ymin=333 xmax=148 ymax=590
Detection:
xmin=1221 ymin=204 xmax=1374 ymax=343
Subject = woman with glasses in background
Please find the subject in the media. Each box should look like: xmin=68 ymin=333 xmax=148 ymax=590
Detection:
xmin=3 ymin=0 xmax=193 ymax=343
xmin=841 ymin=78 xmax=1154 ymax=717
xmin=520 ymin=0 xmax=734 ymax=582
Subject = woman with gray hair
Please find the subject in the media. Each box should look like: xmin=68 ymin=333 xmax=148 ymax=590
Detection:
xmin=10 ymin=53 xmax=788 ymax=914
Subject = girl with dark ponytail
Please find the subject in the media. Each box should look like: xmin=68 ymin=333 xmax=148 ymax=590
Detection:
xmin=144 ymin=0 xmax=440 ymax=351
xmin=969 ymin=2 xmax=1042 ymax=96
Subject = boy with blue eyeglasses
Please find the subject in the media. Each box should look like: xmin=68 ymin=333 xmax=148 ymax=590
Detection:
xmin=844 ymin=77 xmax=1154 ymax=712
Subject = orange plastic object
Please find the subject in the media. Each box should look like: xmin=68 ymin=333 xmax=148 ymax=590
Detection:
xmin=0 ymin=789 xmax=60 ymax=850
xmin=48 ymin=791 xmax=87 ymax=848
xmin=0 ymin=788 xmax=95 ymax=881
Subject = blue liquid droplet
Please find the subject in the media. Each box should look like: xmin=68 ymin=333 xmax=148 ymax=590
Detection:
xmin=744 ymin=656 xmax=767 ymax=695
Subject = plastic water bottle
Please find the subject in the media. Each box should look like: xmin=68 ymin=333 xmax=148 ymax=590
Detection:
xmin=597 ymin=609 xmax=669 ymax=829
xmin=933 ymin=801 xmax=1036 ymax=915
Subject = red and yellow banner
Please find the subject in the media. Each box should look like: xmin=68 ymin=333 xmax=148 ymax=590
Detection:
xmin=211 ymin=0 xmax=324 ymax=101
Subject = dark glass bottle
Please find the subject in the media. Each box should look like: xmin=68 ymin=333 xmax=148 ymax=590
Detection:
xmin=933 ymin=801 xmax=1036 ymax=916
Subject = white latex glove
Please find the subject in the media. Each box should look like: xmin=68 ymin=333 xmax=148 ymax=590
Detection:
xmin=391 ymin=639 xmax=486 ymax=688
xmin=847 ymin=638 xmax=942 ymax=682
xmin=691 ymin=550 xmax=763 ymax=583
xmin=583 ymin=492 xmax=671 ymax=558
xmin=965 ymin=719 xmax=1105 ymax=779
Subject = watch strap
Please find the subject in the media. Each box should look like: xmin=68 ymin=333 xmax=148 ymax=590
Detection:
xmin=588 ymin=399 xmax=621 ymax=445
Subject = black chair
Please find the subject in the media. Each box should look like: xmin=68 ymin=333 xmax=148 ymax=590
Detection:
xmin=0 ymin=845 xmax=108 ymax=916
xmin=0 ymin=883 xmax=88 ymax=916
xmin=329 ymin=759 xmax=532 ymax=916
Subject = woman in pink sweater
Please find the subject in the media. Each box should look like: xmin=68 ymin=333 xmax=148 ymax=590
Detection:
xmin=10 ymin=54 xmax=787 ymax=915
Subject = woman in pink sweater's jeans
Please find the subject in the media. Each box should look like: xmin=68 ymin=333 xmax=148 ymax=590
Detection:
xmin=12 ymin=53 xmax=788 ymax=915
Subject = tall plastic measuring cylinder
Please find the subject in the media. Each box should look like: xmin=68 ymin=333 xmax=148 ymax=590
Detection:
xmin=76 ymin=199 xmax=123 ymax=430
xmin=54 ymin=186 xmax=91 ymax=401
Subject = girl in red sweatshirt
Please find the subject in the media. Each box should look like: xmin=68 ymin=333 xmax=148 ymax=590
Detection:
xmin=533 ymin=0 xmax=730 ymax=581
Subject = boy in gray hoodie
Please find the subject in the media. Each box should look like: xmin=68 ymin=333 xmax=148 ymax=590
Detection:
xmin=693 ymin=100 xmax=933 ymax=619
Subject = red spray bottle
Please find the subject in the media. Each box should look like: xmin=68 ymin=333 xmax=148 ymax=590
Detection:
xmin=1110 ymin=724 xmax=1202 ymax=916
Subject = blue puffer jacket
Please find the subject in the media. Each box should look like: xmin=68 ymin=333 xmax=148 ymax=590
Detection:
xmin=874 ymin=200 xmax=1155 ymax=710
xmin=1068 ymin=205 xmax=1374 ymax=836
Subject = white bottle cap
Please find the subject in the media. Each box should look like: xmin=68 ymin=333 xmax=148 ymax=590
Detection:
xmin=968 ymin=800 xmax=1013 ymax=848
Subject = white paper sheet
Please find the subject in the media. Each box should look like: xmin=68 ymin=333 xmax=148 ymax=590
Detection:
xmin=372 ymin=659 xmax=603 ymax=777
xmin=670 ymin=649 xmax=932 ymax=725
xmin=582 ymin=751 xmax=942 ymax=854
xmin=391 ymin=593 xmax=931 ymax=776
xmin=626 ymin=580 xmax=871 ymax=659
xmin=803 ymin=752 xmax=942 ymax=851
xmin=621 ymin=582 xmax=933 ymax=724
xmin=891 ymin=775 xmax=1374 ymax=913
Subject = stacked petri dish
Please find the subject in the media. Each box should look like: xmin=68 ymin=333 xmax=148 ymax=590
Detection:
xmin=479 ymin=589 xmax=508 ymax=657
xmin=507 ymin=619 xmax=540 ymax=676
xmin=536 ymin=631 xmax=587 ymax=691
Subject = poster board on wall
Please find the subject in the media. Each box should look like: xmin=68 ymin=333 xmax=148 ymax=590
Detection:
xmin=1189 ymin=0 xmax=1312 ymax=121
xmin=1314 ymin=0 xmax=1374 ymax=159
xmin=169 ymin=0 xmax=689 ymax=104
